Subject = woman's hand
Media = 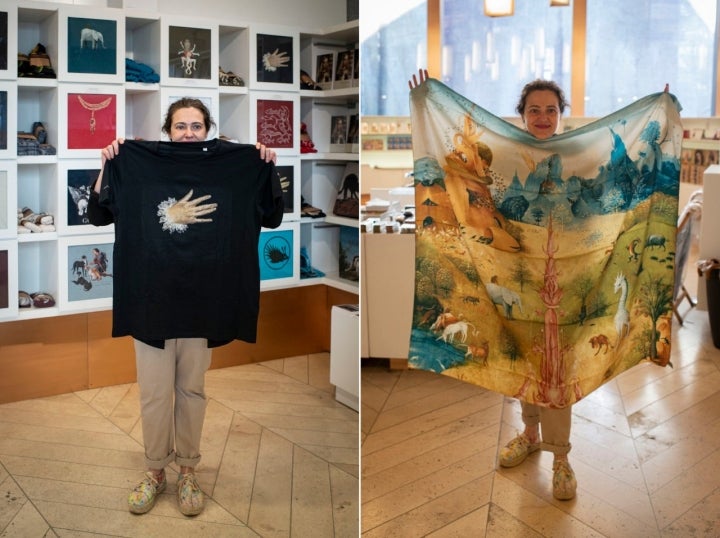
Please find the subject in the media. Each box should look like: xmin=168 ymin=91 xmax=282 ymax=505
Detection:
xmin=409 ymin=68 xmax=429 ymax=90
xmin=256 ymin=143 xmax=277 ymax=164
xmin=101 ymin=138 xmax=125 ymax=166
xmin=94 ymin=138 xmax=125 ymax=194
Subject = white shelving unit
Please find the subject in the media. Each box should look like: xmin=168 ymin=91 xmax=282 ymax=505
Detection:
xmin=298 ymin=21 xmax=359 ymax=293
xmin=0 ymin=3 xmax=358 ymax=322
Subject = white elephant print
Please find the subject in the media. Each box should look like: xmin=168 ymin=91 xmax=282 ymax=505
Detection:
xmin=485 ymin=281 xmax=523 ymax=320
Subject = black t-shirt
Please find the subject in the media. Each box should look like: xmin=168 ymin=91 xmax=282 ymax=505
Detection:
xmin=92 ymin=139 xmax=283 ymax=348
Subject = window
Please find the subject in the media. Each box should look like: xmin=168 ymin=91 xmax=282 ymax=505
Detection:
xmin=361 ymin=1 xmax=719 ymax=118
xmin=360 ymin=0 xmax=427 ymax=116
xmin=585 ymin=0 xmax=717 ymax=117
xmin=441 ymin=1 xmax=572 ymax=116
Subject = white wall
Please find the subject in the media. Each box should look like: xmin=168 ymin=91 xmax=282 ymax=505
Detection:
xmin=156 ymin=0 xmax=347 ymax=28
xmin=56 ymin=0 xmax=348 ymax=29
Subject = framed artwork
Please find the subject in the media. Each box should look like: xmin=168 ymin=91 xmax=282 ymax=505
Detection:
xmin=161 ymin=18 xmax=218 ymax=87
xmin=58 ymin=8 xmax=125 ymax=83
xmin=332 ymin=162 xmax=359 ymax=219
xmin=58 ymin=84 xmax=125 ymax=158
xmin=0 ymin=246 xmax=7 ymax=311
xmin=160 ymin=87 xmax=219 ymax=140
xmin=0 ymin=161 xmax=17 ymax=239
xmin=256 ymin=33 xmax=293 ymax=85
xmin=250 ymin=93 xmax=299 ymax=155
xmin=0 ymin=239 xmax=18 ymax=319
xmin=275 ymin=158 xmax=300 ymax=221
xmin=249 ymin=26 xmax=299 ymax=90
xmin=0 ymin=4 xmax=17 ymax=80
xmin=339 ymin=225 xmax=359 ymax=282
xmin=314 ymin=53 xmax=334 ymax=90
xmin=259 ymin=222 xmax=299 ymax=287
xmin=330 ymin=115 xmax=348 ymax=152
xmin=58 ymin=234 xmax=115 ymax=312
xmin=0 ymin=81 xmax=17 ymax=158
xmin=333 ymin=49 xmax=354 ymax=90
xmin=57 ymin=160 xmax=112 ymax=235
xmin=352 ymin=48 xmax=359 ymax=87
xmin=0 ymin=240 xmax=18 ymax=320
xmin=348 ymin=114 xmax=359 ymax=152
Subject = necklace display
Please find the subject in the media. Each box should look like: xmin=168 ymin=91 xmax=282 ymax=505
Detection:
xmin=76 ymin=95 xmax=113 ymax=133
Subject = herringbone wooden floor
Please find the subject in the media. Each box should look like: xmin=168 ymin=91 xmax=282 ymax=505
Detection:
xmin=0 ymin=353 xmax=358 ymax=537
xmin=361 ymin=303 xmax=720 ymax=537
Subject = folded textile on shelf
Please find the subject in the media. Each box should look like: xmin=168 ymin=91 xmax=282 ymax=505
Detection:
xmin=125 ymin=58 xmax=160 ymax=83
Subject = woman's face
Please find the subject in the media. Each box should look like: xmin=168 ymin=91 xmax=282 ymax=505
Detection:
xmin=169 ymin=107 xmax=208 ymax=142
xmin=522 ymin=89 xmax=561 ymax=140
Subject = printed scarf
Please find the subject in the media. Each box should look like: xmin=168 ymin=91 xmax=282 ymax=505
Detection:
xmin=409 ymin=78 xmax=682 ymax=408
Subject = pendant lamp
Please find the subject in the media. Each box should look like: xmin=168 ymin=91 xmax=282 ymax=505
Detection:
xmin=484 ymin=0 xmax=514 ymax=17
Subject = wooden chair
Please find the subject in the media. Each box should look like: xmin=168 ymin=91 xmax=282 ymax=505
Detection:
xmin=673 ymin=190 xmax=703 ymax=324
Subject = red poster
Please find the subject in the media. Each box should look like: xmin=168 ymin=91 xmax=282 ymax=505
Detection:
xmin=68 ymin=93 xmax=117 ymax=149
xmin=256 ymin=99 xmax=293 ymax=148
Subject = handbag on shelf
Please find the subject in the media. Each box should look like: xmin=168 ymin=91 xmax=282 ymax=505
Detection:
xmin=333 ymin=162 xmax=359 ymax=219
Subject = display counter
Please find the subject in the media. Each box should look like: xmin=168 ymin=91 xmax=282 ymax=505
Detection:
xmin=698 ymin=165 xmax=720 ymax=309
xmin=360 ymin=232 xmax=413 ymax=368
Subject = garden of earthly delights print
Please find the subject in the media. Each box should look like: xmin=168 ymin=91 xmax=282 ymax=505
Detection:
xmin=408 ymin=78 xmax=683 ymax=408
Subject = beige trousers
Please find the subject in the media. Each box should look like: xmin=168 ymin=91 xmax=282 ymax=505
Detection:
xmin=521 ymin=402 xmax=572 ymax=456
xmin=134 ymin=338 xmax=212 ymax=470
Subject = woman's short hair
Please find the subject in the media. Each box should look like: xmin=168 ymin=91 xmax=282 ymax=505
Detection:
xmin=515 ymin=80 xmax=569 ymax=116
xmin=161 ymin=98 xmax=216 ymax=135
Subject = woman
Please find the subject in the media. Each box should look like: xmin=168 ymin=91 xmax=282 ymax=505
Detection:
xmin=409 ymin=69 xmax=576 ymax=500
xmin=89 ymin=98 xmax=278 ymax=516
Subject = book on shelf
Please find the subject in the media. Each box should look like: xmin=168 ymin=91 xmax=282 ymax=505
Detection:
xmin=315 ymin=52 xmax=334 ymax=90
xmin=332 ymin=49 xmax=353 ymax=90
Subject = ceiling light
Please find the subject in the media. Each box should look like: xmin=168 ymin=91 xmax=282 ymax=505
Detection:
xmin=484 ymin=0 xmax=514 ymax=17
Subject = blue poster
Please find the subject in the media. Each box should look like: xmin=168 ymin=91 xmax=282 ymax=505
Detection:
xmin=67 ymin=242 xmax=113 ymax=301
xmin=67 ymin=17 xmax=117 ymax=75
xmin=259 ymin=229 xmax=293 ymax=280
xmin=339 ymin=226 xmax=359 ymax=281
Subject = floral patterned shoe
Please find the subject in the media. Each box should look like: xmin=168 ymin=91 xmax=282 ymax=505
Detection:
xmin=177 ymin=472 xmax=205 ymax=516
xmin=498 ymin=433 xmax=540 ymax=468
xmin=128 ymin=471 xmax=166 ymax=514
xmin=552 ymin=459 xmax=577 ymax=500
